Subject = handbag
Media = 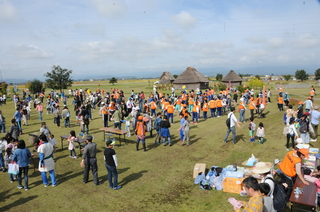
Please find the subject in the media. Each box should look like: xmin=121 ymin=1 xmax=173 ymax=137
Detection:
xmin=8 ymin=162 xmax=19 ymax=175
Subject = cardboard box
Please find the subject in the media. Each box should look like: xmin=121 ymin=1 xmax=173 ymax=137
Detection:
xmin=223 ymin=177 xmax=245 ymax=194
xmin=193 ymin=163 xmax=206 ymax=178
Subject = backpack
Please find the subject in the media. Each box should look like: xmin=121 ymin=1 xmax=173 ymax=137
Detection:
xmin=299 ymin=119 xmax=308 ymax=133
xmin=266 ymin=177 xmax=287 ymax=211
xmin=153 ymin=117 xmax=161 ymax=130
xmin=251 ymin=122 xmax=256 ymax=131
xmin=226 ymin=114 xmax=231 ymax=128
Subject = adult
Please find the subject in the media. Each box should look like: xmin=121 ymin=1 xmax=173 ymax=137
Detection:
xmin=267 ymin=89 xmax=272 ymax=103
xmin=299 ymin=113 xmax=314 ymax=144
xmin=179 ymin=116 xmax=190 ymax=146
xmin=252 ymin=162 xmax=274 ymax=198
xmin=81 ymin=135 xmax=99 ymax=186
xmin=277 ymin=94 xmax=284 ymax=111
xmin=223 ymin=107 xmax=241 ymax=144
xmin=279 ymin=148 xmax=310 ymax=199
xmin=9 ymin=119 xmax=20 ymax=141
xmin=38 ymin=133 xmax=57 ymax=187
xmin=101 ymin=102 xmax=109 ymax=127
xmin=178 ymin=114 xmax=185 ymax=142
xmin=80 ymin=106 xmax=89 ymax=135
xmin=304 ymin=97 xmax=313 ymax=112
xmin=135 ymin=116 xmax=147 ymax=151
xmin=35 ymin=102 xmax=43 ymax=121
xmin=154 ymin=112 xmax=162 ymax=144
xmin=111 ymin=106 xmax=121 ymax=130
xmin=13 ymin=107 xmax=23 ymax=133
xmin=160 ymin=115 xmax=172 ymax=146
xmin=0 ymin=110 xmax=6 ymax=133
xmin=61 ymin=105 xmax=71 ymax=128
xmin=285 ymin=105 xmax=296 ymax=126
xmin=310 ymin=106 xmax=320 ymax=141
xmin=104 ymin=139 xmax=122 ymax=190
xmin=52 ymin=105 xmax=61 ymax=128
xmin=12 ymin=140 xmax=32 ymax=191
xmin=283 ymin=92 xmax=290 ymax=107
xmin=238 ymin=100 xmax=247 ymax=123
xmin=232 ymin=176 xmax=263 ymax=212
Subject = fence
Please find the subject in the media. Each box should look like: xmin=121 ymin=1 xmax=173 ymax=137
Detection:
xmin=275 ymin=84 xmax=310 ymax=89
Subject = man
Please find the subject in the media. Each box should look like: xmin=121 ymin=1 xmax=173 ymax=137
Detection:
xmin=233 ymin=176 xmax=263 ymax=212
xmin=166 ymin=102 xmax=175 ymax=124
xmin=104 ymin=139 xmax=122 ymax=190
xmin=223 ymin=107 xmax=241 ymax=144
xmin=38 ymin=133 xmax=57 ymax=187
xmin=304 ymin=97 xmax=313 ymax=112
xmin=267 ymin=89 xmax=272 ymax=103
xmin=279 ymin=148 xmax=310 ymax=199
xmin=80 ymin=135 xmax=99 ymax=186
xmin=310 ymin=106 xmax=320 ymax=141
xmin=101 ymin=102 xmax=109 ymax=127
xmin=35 ymin=102 xmax=43 ymax=121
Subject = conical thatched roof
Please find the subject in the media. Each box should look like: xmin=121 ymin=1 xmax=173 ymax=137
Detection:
xmin=159 ymin=72 xmax=175 ymax=84
xmin=174 ymin=67 xmax=209 ymax=83
xmin=221 ymin=70 xmax=242 ymax=82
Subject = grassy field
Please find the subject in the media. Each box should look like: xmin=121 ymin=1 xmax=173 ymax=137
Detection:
xmin=1 ymin=80 xmax=319 ymax=212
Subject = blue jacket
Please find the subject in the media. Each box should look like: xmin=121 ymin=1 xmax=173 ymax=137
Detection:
xmin=12 ymin=148 xmax=32 ymax=167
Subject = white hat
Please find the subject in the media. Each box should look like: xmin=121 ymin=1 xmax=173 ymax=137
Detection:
xmin=252 ymin=162 xmax=271 ymax=174
xmin=101 ymin=102 xmax=105 ymax=105
xmin=296 ymin=138 xmax=303 ymax=144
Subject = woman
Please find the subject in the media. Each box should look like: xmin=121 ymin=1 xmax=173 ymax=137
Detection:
xmin=286 ymin=117 xmax=299 ymax=151
xmin=61 ymin=105 xmax=71 ymax=128
xmin=12 ymin=140 xmax=32 ymax=191
xmin=9 ymin=119 xmax=20 ymax=141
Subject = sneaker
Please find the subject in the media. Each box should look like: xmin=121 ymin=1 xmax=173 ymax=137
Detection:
xmin=179 ymin=140 xmax=183 ymax=142
xmin=25 ymin=188 xmax=29 ymax=191
xmin=73 ymin=156 xmax=77 ymax=159
xmin=52 ymin=184 xmax=58 ymax=187
xmin=286 ymin=148 xmax=289 ymax=151
xmin=10 ymin=181 xmax=13 ymax=183
xmin=44 ymin=183 xmax=50 ymax=187
xmin=17 ymin=186 xmax=23 ymax=189
xmin=109 ymin=186 xmax=113 ymax=189
xmin=163 ymin=143 xmax=168 ymax=146
xmin=114 ymin=186 xmax=122 ymax=190
xmin=169 ymin=144 xmax=173 ymax=146
xmin=310 ymin=139 xmax=317 ymax=142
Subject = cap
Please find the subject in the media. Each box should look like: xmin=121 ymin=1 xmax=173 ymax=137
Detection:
xmin=304 ymin=112 xmax=310 ymax=116
xmin=106 ymin=139 xmax=115 ymax=146
xmin=308 ymin=97 xmax=312 ymax=99
xmin=299 ymin=148 xmax=309 ymax=158
xmin=101 ymin=102 xmax=105 ymax=105
xmin=299 ymin=101 xmax=303 ymax=105
xmin=138 ymin=116 xmax=143 ymax=120
xmin=315 ymin=106 xmax=319 ymax=110
xmin=274 ymin=159 xmax=280 ymax=164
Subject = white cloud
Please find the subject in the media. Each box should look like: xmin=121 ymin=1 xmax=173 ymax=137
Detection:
xmin=172 ymin=11 xmax=197 ymax=30
xmin=72 ymin=41 xmax=116 ymax=61
xmin=90 ymin=0 xmax=126 ymax=19
xmin=294 ymin=33 xmax=320 ymax=48
xmin=268 ymin=37 xmax=284 ymax=48
xmin=0 ymin=0 xmax=20 ymax=22
xmin=8 ymin=44 xmax=53 ymax=58
xmin=245 ymin=36 xmax=266 ymax=44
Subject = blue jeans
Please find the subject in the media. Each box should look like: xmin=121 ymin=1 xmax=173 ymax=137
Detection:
xmin=106 ymin=164 xmax=118 ymax=188
xmin=203 ymin=111 xmax=207 ymax=119
xmin=179 ymin=129 xmax=184 ymax=141
xmin=151 ymin=109 xmax=156 ymax=117
xmin=0 ymin=153 xmax=3 ymax=168
xmin=38 ymin=111 xmax=43 ymax=121
xmin=192 ymin=112 xmax=198 ymax=123
xmin=103 ymin=114 xmax=108 ymax=127
xmin=87 ymin=110 xmax=92 ymax=119
xmin=81 ymin=124 xmax=89 ymax=134
xmin=0 ymin=123 xmax=5 ymax=133
xmin=167 ymin=113 xmax=174 ymax=123
xmin=210 ymin=108 xmax=216 ymax=117
xmin=18 ymin=166 xmax=29 ymax=189
xmin=223 ymin=126 xmax=237 ymax=143
xmin=136 ymin=137 xmax=146 ymax=144
xmin=64 ymin=117 xmax=70 ymax=128
xmin=41 ymin=169 xmax=57 ymax=185
xmin=114 ymin=122 xmax=121 ymax=130
xmin=239 ymin=109 xmax=246 ymax=122
xmin=217 ymin=107 xmax=222 ymax=116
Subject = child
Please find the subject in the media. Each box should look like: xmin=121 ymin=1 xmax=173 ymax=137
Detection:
xmin=256 ymin=122 xmax=265 ymax=144
xmin=294 ymin=118 xmax=300 ymax=132
xmin=259 ymin=183 xmax=276 ymax=212
xmin=68 ymin=130 xmax=77 ymax=159
xmin=248 ymin=118 xmax=256 ymax=142
xmin=125 ymin=117 xmax=131 ymax=137
xmin=5 ymin=143 xmax=16 ymax=182
xmin=49 ymin=134 xmax=57 ymax=152
xmin=178 ymin=116 xmax=190 ymax=146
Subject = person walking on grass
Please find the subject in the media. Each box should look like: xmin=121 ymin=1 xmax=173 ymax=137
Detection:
xmin=310 ymin=106 xmax=320 ymax=141
xmin=68 ymin=130 xmax=77 ymax=159
xmin=178 ymin=116 xmax=190 ymax=146
xmin=81 ymin=135 xmax=99 ymax=186
xmin=160 ymin=115 xmax=172 ymax=146
xmin=286 ymin=117 xmax=299 ymax=151
xmin=223 ymin=107 xmax=241 ymax=144
xmin=104 ymin=139 xmax=122 ymax=190
xmin=135 ymin=116 xmax=147 ymax=151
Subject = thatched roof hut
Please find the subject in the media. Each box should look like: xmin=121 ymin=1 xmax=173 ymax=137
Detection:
xmin=159 ymin=72 xmax=175 ymax=84
xmin=173 ymin=67 xmax=209 ymax=90
xmin=221 ymin=70 xmax=242 ymax=86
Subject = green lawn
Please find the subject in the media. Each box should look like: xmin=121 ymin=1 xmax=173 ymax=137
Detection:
xmin=1 ymin=80 xmax=318 ymax=212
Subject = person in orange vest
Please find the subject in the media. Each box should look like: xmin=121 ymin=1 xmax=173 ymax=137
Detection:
xmin=101 ymin=102 xmax=109 ymax=127
xmin=238 ymin=100 xmax=247 ymax=122
xmin=249 ymin=98 xmax=257 ymax=121
xmin=135 ymin=116 xmax=147 ymax=151
xmin=209 ymin=98 xmax=216 ymax=118
xmin=150 ymin=99 xmax=157 ymax=117
xmin=191 ymin=102 xmax=200 ymax=124
xmin=162 ymin=99 xmax=169 ymax=116
xmin=279 ymin=148 xmax=310 ymax=198
xmin=216 ymin=97 xmax=223 ymax=117
xmin=166 ymin=102 xmax=175 ymax=124
xmin=202 ymin=100 xmax=208 ymax=120
xmin=175 ymin=97 xmax=182 ymax=112
xmin=277 ymin=94 xmax=284 ymax=111
xmin=188 ymin=96 xmax=194 ymax=113
xmin=310 ymin=89 xmax=315 ymax=102
xmin=181 ymin=92 xmax=187 ymax=104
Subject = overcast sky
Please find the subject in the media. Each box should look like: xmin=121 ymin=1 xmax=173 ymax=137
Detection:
xmin=1 ymin=0 xmax=320 ymax=81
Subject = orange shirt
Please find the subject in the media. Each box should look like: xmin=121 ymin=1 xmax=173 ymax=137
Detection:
xmin=109 ymin=102 xmax=115 ymax=110
xmin=202 ymin=103 xmax=208 ymax=111
xmin=310 ymin=90 xmax=315 ymax=96
xmin=182 ymin=108 xmax=188 ymax=116
xmin=182 ymin=94 xmax=187 ymax=101
xmin=167 ymin=105 xmax=174 ymax=113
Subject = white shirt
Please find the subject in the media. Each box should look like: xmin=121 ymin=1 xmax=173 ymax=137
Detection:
xmin=228 ymin=112 xmax=238 ymax=128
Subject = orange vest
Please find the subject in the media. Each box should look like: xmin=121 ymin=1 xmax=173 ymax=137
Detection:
xmin=202 ymin=103 xmax=208 ymax=111
xmin=188 ymin=98 xmax=194 ymax=105
xmin=249 ymin=101 xmax=255 ymax=110
xmin=163 ymin=102 xmax=169 ymax=110
xmin=109 ymin=103 xmax=115 ymax=110
xmin=167 ymin=105 xmax=174 ymax=113
xmin=182 ymin=108 xmax=188 ymax=116
xmin=216 ymin=100 xmax=222 ymax=107
xmin=239 ymin=102 xmax=245 ymax=110
xmin=151 ymin=102 xmax=157 ymax=109
xmin=176 ymin=98 xmax=182 ymax=105
xmin=136 ymin=121 xmax=146 ymax=135
xmin=278 ymin=97 xmax=284 ymax=104
xmin=193 ymin=105 xmax=200 ymax=113
xmin=182 ymin=94 xmax=187 ymax=101
xmin=102 ymin=106 xmax=108 ymax=114
xmin=310 ymin=90 xmax=315 ymax=96
xmin=209 ymin=100 xmax=216 ymax=108
xmin=279 ymin=151 xmax=301 ymax=177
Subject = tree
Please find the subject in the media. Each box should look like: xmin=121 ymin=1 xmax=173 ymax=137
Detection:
xmin=0 ymin=82 xmax=8 ymax=95
xmin=216 ymin=73 xmax=223 ymax=81
xmin=255 ymin=75 xmax=260 ymax=80
xmin=248 ymin=77 xmax=264 ymax=89
xmin=27 ymin=79 xmax=45 ymax=94
xmin=295 ymin=69 xmax=308 ymax=82
xmin=44 ymin=65 xmax=73 ymax=92
xmin=173 ymin=74 xmax=178 ymax=79
xmin=109 ymin=77 xmax=118 ymax=85
xmin=315 ymin=68 xmax=320 ymax=80
xmin=283 ymin=75 xmax=291 ymax=81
